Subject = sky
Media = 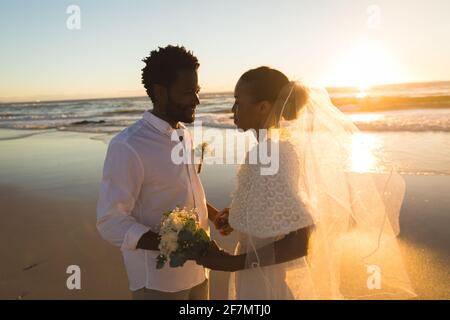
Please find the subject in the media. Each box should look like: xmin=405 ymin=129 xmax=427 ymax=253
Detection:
xmin=0 ymin=0 xmax=449 ymax=102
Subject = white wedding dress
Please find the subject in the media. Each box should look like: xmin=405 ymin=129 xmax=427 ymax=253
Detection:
xmin=226 ymin=82 xmax=415 ymax=300
xmin=228 ymin=139 xmax=317 ymax=300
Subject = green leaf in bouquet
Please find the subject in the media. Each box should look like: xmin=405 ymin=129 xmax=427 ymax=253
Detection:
xmin=169 ymin=252 xmax=187 ymax=268
xmin=195 ymin=228 xmax=211 ymax=243
xmin=178 ymin=229 xmax=195 ymax=242
xmin=183 ymin=219 xmax=197 ymax=233
xmin=188 ymin=242 xmax=203 ymax=257
xmin=156 ymin=254 xmax=167 ymax=269
xmin=188 ymin=236 xmax=211 ymax=257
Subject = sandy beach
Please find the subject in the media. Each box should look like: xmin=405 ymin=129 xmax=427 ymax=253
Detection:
xmin=0 ymin=129 xmax=449 ymax=299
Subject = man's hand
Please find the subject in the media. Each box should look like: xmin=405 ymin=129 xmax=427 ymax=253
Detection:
xmin=213 ymin=208 xmax=234 ymax=236
xmin=136 ymin=230 xmax=159 ymax=251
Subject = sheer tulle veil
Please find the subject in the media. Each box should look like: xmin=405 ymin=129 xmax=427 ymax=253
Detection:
xmin=229 ymin=81 xmax=416 ymax=300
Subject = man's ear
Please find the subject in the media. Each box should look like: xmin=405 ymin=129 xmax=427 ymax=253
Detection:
xmin=153 ymin=84 xmax=168 ymax=103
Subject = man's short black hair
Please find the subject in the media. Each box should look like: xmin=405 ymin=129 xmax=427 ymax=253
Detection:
xmin=141 ymin=45 xmax=199 ymax=102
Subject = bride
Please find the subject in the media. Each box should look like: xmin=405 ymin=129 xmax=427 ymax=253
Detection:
xmin=195 ymin=66 xmax=416 ymax=300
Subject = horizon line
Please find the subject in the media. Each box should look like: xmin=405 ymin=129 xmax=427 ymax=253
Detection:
xmin=1 ymin=79 xmax=449 ymax=105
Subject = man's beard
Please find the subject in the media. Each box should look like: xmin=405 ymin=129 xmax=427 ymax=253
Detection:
xmin=166 ymin=97 xmax=196 ymax=124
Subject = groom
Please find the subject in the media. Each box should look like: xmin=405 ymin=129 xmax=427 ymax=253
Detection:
xmin=97 ymin=45 xmax=224 ymax=300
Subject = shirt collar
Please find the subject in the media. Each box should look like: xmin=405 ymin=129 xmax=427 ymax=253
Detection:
xmin=143 ymin=110 xmax=186 ymax=136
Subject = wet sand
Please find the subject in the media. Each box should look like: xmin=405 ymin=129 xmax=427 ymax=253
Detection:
xmin=0 ymin=129 xmax=448 ymax=299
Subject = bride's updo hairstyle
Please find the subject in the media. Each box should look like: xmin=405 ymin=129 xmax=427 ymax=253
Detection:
xmin=238 ymin=66 xmax=309 ymax=122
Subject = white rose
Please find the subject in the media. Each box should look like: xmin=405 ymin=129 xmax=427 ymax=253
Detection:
xmin=160 ymin=232 xmax=178 ymax=252
xmin=171 ymin=217 xmax=184 ymax=232
xmin=166 ymin=240 xmax=178 ymax=253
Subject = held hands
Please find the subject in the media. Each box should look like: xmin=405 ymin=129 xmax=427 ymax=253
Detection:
xmin=213 ymin=208 xmax=234 ymax=236
xmin=194 ymin=240 xmax=238 ymax=272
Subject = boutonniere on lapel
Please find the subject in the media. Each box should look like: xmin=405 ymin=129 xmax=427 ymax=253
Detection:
xmin=195 ymin=142 xmax=210 ymax=174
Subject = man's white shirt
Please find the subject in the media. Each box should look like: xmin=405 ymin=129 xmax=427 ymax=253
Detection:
xmin=97 ymin=111 xmax=208 ymax=292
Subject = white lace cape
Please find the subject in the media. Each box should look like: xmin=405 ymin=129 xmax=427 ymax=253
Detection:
xmin=229 ymin=140 xmax=314 ymax=239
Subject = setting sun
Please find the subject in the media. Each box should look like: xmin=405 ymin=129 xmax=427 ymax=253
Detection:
xmin=326 ymin=39 xmax=403 ymax=90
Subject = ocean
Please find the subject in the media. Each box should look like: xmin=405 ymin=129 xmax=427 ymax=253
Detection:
xmin=1 ymin=81 xmax=450 ymax=175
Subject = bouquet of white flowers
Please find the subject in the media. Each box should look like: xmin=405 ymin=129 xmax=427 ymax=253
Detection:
xmin=156 ymin=207 xmax=212 ymax=269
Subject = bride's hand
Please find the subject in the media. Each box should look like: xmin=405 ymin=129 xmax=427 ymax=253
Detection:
xmin=194 ymin=240 xmax=238 ymax=272
xmin=213 ymin=208 xmax=234 ymax=236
